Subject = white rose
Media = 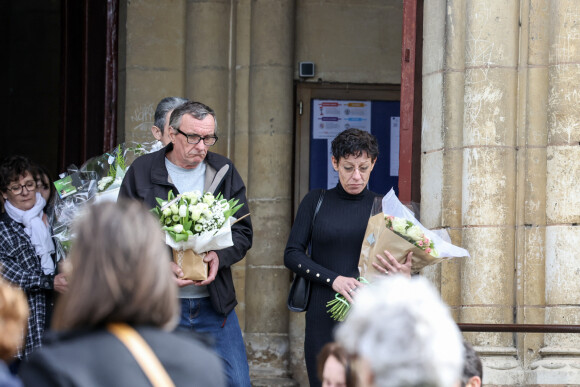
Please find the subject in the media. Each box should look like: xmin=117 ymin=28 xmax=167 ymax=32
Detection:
xmin=391 ymin=217 xmax=408 ymax=234
xmin=202 ymin=192 xmax=215 ymax=205
xmin=173 ymin=224 xmax=184 ymax=233
xmin=406 ymin=225 xmax=424 ymax=241
xmin=190 ymin=206 xmax=202 ymax=221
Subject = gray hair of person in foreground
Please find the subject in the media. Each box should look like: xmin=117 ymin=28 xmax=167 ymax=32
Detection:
xmin=335 ymin=275 xmax=465 ymax=387
xmin=154 ymin=97 xmax=188 ymax=134
xmin=52 ymin=200 xmax=179 ymax=331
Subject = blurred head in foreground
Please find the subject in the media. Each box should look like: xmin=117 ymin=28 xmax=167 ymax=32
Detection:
xmin=318 ymin=342 xmax=355 ymax=387
xmin=52 ymin=200 xmax=178 ymax=331
xmin=335 ymin=275 xmax=464 ymax=387
xmin=0 ymin=279 xmax=28 ymax=362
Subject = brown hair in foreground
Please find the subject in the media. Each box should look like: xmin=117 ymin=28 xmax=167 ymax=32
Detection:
xmin=318 ymin=342 xmax=365 ymax=387
xmin=52 ymin=200 xmax=178 ymax=331
xmin=0 ymin=279 xmax=28 ymax=361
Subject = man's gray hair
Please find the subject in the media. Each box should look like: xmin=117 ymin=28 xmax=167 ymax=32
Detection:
xmin=153 ymin=97 xmax=188 ymax=134
xmin=169 ymin=101 xmax=218 ymax=135
xmin=336 ymin=275 xmax=465 ymax=387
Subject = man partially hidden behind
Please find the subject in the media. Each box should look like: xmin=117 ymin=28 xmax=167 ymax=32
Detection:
xmin=120 ymin=101 xmax=253 ymax=386
xmin=151 ymin=96 xmax=188 ymax=148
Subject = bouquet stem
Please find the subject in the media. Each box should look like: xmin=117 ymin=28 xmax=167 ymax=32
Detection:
xmin=326 ymin=277 xmax=369 ymax=322
xmin=326 ymin=294 xmax=350 ymax=322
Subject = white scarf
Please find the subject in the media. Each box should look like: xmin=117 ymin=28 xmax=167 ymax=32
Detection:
xmin=4 ymin=192 xmax=56 ymax=275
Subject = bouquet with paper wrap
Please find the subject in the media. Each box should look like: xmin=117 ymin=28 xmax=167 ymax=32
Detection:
xmin=327 ymin=188 xmax=470 ymax=321
xmin=151 ymin=190 xmax=244 ymax=281
xmin=359 ymin=188 xmax=470 ymax=280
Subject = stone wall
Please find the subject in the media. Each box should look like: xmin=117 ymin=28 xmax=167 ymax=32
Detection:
xmin=422 ymin=1 xmax=580 ymax=385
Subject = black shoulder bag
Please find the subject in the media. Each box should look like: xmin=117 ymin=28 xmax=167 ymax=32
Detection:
xmin=287 ymin=189 xmax=326 ymax=312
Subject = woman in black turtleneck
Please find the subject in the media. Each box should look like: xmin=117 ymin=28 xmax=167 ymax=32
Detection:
xmin=285 ymin=128 xmax=414 ymax=387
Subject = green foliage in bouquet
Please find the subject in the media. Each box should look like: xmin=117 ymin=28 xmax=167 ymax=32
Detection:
xmin=151 ymin=190 xmax=243 ymax=243
xmin=326 ymin=277 xmax=369 ymax=322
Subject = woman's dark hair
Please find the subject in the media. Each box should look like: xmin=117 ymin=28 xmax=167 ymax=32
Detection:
xmin=32 ymin=163 xmax=56 ymax=205
xmin=0 ymin=155 xmax=34 ymax=192
xmin=461 ymin=341 xmax=483 ymax=386
xmin=331 ymin=128 xmax=379 ymax=162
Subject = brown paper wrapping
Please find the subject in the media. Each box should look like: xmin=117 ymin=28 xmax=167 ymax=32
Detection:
xmin=172 ymin=249 xmax=208 ymax=281
xmin=358 ymin=213 xmax=442 ymax=280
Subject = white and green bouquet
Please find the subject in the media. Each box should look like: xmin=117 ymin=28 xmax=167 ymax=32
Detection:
xmin=151 ymin=190 xmax=244 ymax=280
xmin=80 ymin=141 xmax=160 ymax=202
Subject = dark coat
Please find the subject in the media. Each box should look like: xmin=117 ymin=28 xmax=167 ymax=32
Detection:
xmin=119 ymin=145 xmax=253 ymax=316
xmin=19 ymin=327 xmax=225 ymax=387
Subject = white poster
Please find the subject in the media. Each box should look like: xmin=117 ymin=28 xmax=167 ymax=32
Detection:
xmin=327 ymin=141 xmax=339 ymax=189
xmin=312 ymin=99 xmax=372 ymax=189
xmin=390 ymin=117 xmax=400 ymax=176
xmin=312 ymin=100 xmax=371 ymax=139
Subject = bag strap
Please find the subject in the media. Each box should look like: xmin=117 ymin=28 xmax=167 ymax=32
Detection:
xmin=308 ymin=189 xmax=326 ymax=244
xmin=107 ymin=323 xmax=176 ymax=387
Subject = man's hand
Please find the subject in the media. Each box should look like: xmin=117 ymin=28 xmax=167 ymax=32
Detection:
xmin=170 ymin=261 xmax=195 ymax=287
xmin=53 ymin=273 xmax=68 ymax=293
xmin=196 ymin=251 xmax=219 ymax=286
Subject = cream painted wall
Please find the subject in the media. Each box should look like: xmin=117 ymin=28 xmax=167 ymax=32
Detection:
xmin=295 ymin=0 xmax=403 ymax=83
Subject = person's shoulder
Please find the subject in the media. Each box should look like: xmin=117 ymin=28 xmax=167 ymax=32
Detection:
xmin=0 ymin=363 xmax=21 ymax=387
xmin=139 ymin=328 xmax=223 ymax=369
xmin=139 ymin=327 xmax=214 ymax=352
xmin=131 ymin=148 xmax=162 ymax=168
xmin=298 ymin=188 xmax=327 ymax=206
xmin=205 ymin=151 xmax=232 ymax=168
xmin=0 ymin=212 xmax=10 ymax=226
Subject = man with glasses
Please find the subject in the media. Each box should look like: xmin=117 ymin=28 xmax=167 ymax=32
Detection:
xmin=120 ymin=101 xmax=253 ymax=386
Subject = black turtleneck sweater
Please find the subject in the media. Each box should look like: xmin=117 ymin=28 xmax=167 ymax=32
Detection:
xmin=284 ymin=183 xmax=378 ymax=387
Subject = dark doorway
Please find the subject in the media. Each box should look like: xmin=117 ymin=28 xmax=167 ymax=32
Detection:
xmin=1 ymin=0 xmax=117 ymax=178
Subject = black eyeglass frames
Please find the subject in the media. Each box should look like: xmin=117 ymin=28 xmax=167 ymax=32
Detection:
xmin=8 ymin=180 xmax=36 ymax=195
xmin=174 ymin=128 xmax=218 ymax=146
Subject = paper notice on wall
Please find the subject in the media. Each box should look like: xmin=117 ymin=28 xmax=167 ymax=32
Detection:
xmin=390 ymin=116 xmax=400 ymax=176
xmin=327 ymin=141 xmax=339 ymax=189
xmin=313 ymin=99 xmax=371 ymax=139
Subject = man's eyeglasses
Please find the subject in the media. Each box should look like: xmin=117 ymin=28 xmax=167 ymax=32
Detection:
xmin=174 ymin=128 xmax=218 ymax=146
xmin=7 ymin=180 xmax=36 ymax=195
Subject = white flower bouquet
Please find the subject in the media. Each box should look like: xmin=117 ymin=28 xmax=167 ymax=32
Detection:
xmin=327 ymin=188 xmax=470 ymax=321
xmin=359 ymin=188 xmax=469 ymax=277
xmin=151 ymin=190 xmax=244 ymax=280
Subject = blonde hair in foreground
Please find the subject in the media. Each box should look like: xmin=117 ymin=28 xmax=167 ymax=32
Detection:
xmin=0 ymin=279 xmax=28 ymax=361
xmin=52 ymin=200 xmax=178 ymax=331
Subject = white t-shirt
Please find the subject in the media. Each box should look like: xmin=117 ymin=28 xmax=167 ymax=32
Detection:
xmin=165 ymin=157 xmax=209 ymax=299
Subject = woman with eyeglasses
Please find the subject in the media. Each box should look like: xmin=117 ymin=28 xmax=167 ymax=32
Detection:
xmin=284 ymin=128 xmax=413 ymax=387
xmin=0 ymin=155 xmax=67 ymax=367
